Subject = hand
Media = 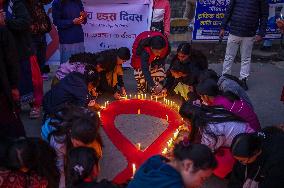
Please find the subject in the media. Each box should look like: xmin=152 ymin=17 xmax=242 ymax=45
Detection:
xmin=80 ymin=11 xmax=88 ymax=19
xmin=120 ymin=87 xmax=126 ymax=96
xmin=161 ymin=88 xmax=167 ymax=96
xmin=219 ymin=29 xmax=225 ymax=38
xmin=73 ymin=17 xmax=84 ymax=25
xmin=113 ymin=92 xmax=121 ymax=100
xmin=152 ymin=83 xmax=163 ymax=95
xmin=11 ymin=88 xmax=20 ymax=102
xmin=255 ymin=35 xmax=263 ymax=43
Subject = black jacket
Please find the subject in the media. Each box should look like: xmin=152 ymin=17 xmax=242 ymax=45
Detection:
xmin=221 ymin=0 xmax=269 ymax=37
xmin=0 ymin=26 xmax=19 ymax=109
xmin=5 ymin=0 xmax=32 ymax=60
xmin=43 ymin=72 xmax=89 ymax=115
xmin=228 ymin=129 xmax=284 ymax=188
xmin=71 ymin=179 xmax=126 ymax=188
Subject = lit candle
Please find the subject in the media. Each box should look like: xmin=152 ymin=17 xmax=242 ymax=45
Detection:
xmin=138 ymin=109 xmax=140 ymax=114
xmin=162 ymin=148 xmax=168 ymax=154
xmin=98 ymin=112 xmax=101 ymax=118
xmin=136 ymin=143 xmax=141 ymax=150
xmin=132 ymin=163 xmax=136 ymax=176
xmin=155 ymin=96 xmax=158 ymax=102
xmin=166 ymin=115 xmax=169 ymax=121
xmin=144 ymin=94 xmax=146 ymax=99
xmin=134 ymin=95 xmax=137 ymax=99
xmin=171 ymin=101 xmax=173 ymax=107
xmin=138 ymin=95 xmax=140 ymax=99
xmin=150 ymin=96 xmax=152 ymax=100
xmin=163 ymin=97 xmax=166 ymax=102
xmin=130 ymin=94 xmax=132 ymax=99
xmin=104 ymin=102 xmax=107 ymax=108
xmin=174 ymin=129 xmax=179 ymax=139
xmin=126 ymin=95 xmax=128 ymax=99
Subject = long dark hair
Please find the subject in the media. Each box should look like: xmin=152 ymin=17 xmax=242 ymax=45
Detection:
xmin=67 ymin=147 xmax=99 ymax=187
xmin=179 ymin=101 xmax=245 ymax=145
xmin=7 ymin=138 xmax=60 ymax=188
xmin=173 ymin=141 xmax=217 ymax=172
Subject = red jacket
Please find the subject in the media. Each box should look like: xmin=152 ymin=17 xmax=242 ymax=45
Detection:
xmin=131 ymin=31 xmax=169 ymax=69
xmin=152 ymin=0 xmax=171 ymax=37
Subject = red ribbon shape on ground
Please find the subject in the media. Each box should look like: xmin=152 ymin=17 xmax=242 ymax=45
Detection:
xmin=100 ymin=99 xmax=183 ymax=184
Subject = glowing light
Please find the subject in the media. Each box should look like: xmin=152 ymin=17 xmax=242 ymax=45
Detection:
xmin=98 ymin=112 xmax=101 ymax=118
xmin=166 ymin=115 xmax=169 ymax=121
xmin=136 ymin=143 xmax=141 ymax=150
xmin=132 ymin=163 xmax=136 ymax=176
xmin=155 ymin=96 xmax=158 ymax=102
xmin=162 ymin=148 xmax=168 ymax=154
xmin=138 ymin=109 xmax=140 ymax=114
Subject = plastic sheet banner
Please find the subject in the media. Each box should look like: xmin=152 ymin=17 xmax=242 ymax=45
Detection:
xmin=192 ymin=0 xmax=284 ymax=41
xmin=46 ymin=0 xmax=153 ymax=66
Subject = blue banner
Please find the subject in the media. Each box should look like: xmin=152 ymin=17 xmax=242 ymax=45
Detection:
xmin=192 ymin=0 xmax=284 ymax=40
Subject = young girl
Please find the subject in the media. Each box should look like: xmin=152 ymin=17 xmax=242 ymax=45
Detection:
xmin=67 ymin=147 xmax=123 ymax=188
xmin=0 ymin=138 xmax=60 ymax=188
xmin=42 ymin=106 xmax=103 ymax=188
xmin=131 ymin=31 xmax=170 ymax=94
xmin=128 ymin=142 xmax=217 ymax=188
xmin=52 ymin=0 xmax=87 ymax=64
xmin=196 ymin=78 xmax=260 ymax=131
xmin=229 ymin=127 xmax=284 ymax=188
xmin=179 ymin=101 xmax=255 ymax=178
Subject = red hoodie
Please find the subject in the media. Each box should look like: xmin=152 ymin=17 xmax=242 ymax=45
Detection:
xmin=152 ymin=0 xmax=171 ymax=37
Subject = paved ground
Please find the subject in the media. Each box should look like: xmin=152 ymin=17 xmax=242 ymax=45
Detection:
xmin=21 ymin=60 xmax=284 ymax=187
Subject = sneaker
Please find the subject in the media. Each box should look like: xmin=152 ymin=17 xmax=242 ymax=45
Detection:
xmin=241 ymin=78 xmax=248 ymax=91
xmin=30 ymin=107 xmax=41 ymax=119
xmin=42 ymin=73 xmax=49 ymax=81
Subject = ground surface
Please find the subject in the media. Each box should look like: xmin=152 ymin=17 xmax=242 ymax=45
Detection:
xmin=21 ymin=52 xmax=284 ymax=188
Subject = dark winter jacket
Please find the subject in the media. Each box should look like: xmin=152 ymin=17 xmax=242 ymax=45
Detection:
xmin=52 ymin=0 xmax=86 ymax=44
xmin=4 ymin=0 xmax=32 ymax=60
xmin=221 ymin=0 xmax=269 ymax=37
xmin=0 ymin=26 xmax=19 ymax=109
xmin=43 ymin=72 xmax=89 ymax=115
xmin=228 ymin=129 xmax=284 ymax=188
xmin=72 ymin=179 xmax=125 ymax=188
xmin=127 ymin=155 xmax=184 ymax=188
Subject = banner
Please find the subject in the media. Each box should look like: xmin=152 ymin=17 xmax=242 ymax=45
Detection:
xmin=192 ymin=0 xmax=284 ymax=41
xmin=46 ymin=0 xmax=153 ymax=66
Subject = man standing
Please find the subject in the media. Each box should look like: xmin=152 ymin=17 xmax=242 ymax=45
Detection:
xmin=220 ymin=0 xmax=269 ymax=90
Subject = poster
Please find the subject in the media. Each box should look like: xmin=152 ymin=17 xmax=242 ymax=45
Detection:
xmin=46 ymin=0 xmax=153 ymax=66
xmin=192 ymin=0 xmax=284 ymax=41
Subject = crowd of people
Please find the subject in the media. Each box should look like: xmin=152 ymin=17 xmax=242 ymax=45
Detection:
xmin=1 ymin=0 xmax=284 ymax=187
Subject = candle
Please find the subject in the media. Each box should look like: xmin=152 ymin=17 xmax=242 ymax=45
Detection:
xmin=104 ymin=102 xmax=107 ymax=108
xmin=132 ymin=163 xmax=136 ymax=176
xmin=126 ymin=95 xmax=128 ymax=99
xmin=144 ymin=94 xmax=146 ymax=99
xmin=150 ymin=96 xmax=152 ymax=100
xmin=98 ymin=112 xmax=101 ymax=118
xmin=162 ymin=148 xmax=168 ymax=154
xmin=138 ymin=109 xmax=140 ymax=114
xmin=155 ymin=96 xmax=158 ymax=102
xmin=130 ymin=94 xmax=132 ymax=99
xmin=163 ymin=97 xmax=166 ymax=102
xmin=136 ymin=143 xmax=141 ymax=150
xmin=171 ymin=101 xmax=173 ymax=107
xmin=138 ymin=95 xmax=140 ymax=99
xmin=173 ymin=129 xmax=179 ymax=139
xmin=166 ymin=115 xmax=168 ymax=121
xmin=134 ymin=95 xmax=137 ymax=99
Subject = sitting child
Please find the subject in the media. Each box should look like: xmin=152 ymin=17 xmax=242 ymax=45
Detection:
xmin=128 ymin=142 xmax=217 ymax=188
xmin=67 ymin=147 xmax=124 ymax=188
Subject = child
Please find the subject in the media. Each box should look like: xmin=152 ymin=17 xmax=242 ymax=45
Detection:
xmin=42 ymin=106 xmax=103 ymax=188
xmin=67 ymin=147 xmax=123 ymax=188
xmin=179 ymin=101 xmax=255 ymax=178
xmin=43 ymin=67 xmax=100 ymax=115
xmin=229 ymin=127 xmax=284 ymax=188
xmin=196 ymin=78 xmax=260 ymax=131
xmin=0 ymin=137 xmax=60 ymax=188
xmin=131 ymin=31 xmax=170 ymax=94
xmin=162 ymin=60 xmax=200 ymax=101
xmin=128 ymin=142 xmax=217 ymax=188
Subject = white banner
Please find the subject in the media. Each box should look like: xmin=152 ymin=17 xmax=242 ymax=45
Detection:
xmin=46 ymin=0 xmax=153 ymax=67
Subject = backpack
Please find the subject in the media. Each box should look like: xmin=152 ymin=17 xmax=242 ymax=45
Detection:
xmin=27 ymin=0 xmax=52 ymax=35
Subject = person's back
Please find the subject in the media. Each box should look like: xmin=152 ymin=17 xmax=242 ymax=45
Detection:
xmin=43 ymin=72 xmax=88 ymax=115
xmin=128 ymin=155 xmax=183 ymax=188
xmin=212 ymin=95 xmax=260 ymax=131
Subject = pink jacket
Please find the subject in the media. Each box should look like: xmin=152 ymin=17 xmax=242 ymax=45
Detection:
xmin=153 ymin=0 xmax=171 ymax=37
xmin=212 ymin=96 xmax=261 ymax=131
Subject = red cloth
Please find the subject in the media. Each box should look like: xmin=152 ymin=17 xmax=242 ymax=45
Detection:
xmin=213 ymin=147 xmax=236 ymax=178
xmin=30 ymin=56 xmax=43 ymax=107
xmin=131 ymin=31 xmax=169 ymax=69
xmin=100 ymin=99 xmax=183 ymax=184
xmin=0 ymin=170 xmax=48 ymax=188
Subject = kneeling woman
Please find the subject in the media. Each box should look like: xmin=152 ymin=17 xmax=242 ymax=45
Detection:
xmin=128 ymin=142 xmax=217 ymax=188
xmin=131 ymin=31 xmax=170 ymax=94
xmin=179 ymin=101 xmax=255 ymax=178
xmin=229 ymin=127 xmax=284 ymax=188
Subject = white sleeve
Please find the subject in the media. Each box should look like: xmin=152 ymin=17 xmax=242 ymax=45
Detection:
xmin=201 ymin=126 xmax=225 ymax=151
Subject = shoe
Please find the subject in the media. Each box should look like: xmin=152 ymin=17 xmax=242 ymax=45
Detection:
xmin=30 ymin=107 xmax=41 ymax=119
xmin=241 ymin=78 xmax=248 ymax=91
xmin=42 ymin=73 xmax=49 ymax=81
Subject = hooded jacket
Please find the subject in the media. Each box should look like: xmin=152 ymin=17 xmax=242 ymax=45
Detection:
xmin=127 ymin=155 xmax=184 ymax=188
